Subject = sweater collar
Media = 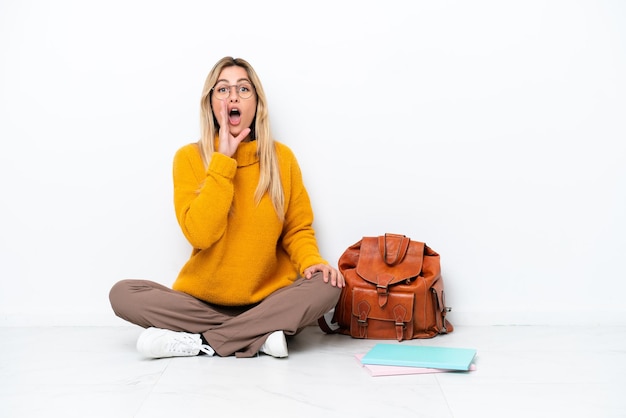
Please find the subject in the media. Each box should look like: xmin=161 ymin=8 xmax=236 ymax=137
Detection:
xmin=233 ymin=140 xmax=259 ymax=167
xmin=215 ymin=137 xmax=259 ymax=167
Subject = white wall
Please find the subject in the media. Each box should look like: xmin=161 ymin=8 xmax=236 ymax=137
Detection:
xmin=1 ymin=0 xmax=624 ymax=326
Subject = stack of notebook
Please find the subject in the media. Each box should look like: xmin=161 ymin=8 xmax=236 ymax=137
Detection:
xmin=356 ymin=343 xmax=477 ymax=377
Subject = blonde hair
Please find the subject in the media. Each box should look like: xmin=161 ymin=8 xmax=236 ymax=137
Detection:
xmin=198 ymin=57 xmax=284 ymax=220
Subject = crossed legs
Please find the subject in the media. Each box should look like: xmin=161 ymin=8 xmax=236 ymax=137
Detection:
xmin=109 ymin=272 xmax=340 ymax=358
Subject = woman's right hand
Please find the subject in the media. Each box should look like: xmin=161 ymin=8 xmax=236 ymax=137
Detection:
xmin=217 ymin=99 xmax=250 ymax=157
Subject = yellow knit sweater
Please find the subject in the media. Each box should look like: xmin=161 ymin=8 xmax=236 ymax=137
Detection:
xmin=171 ymin=140 xmax=327 ymax=306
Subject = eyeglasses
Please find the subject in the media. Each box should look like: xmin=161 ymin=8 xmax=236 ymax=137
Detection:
xmin=211 ymin=83 xmax=255 ymax=100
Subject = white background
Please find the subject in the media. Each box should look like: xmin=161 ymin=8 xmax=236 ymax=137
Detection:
xmin=1 ymin=0 xmax=624 ymax=326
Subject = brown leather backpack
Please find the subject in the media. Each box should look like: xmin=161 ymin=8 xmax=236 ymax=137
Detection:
xmin=319 ymin=233 xmax=453 ymax=341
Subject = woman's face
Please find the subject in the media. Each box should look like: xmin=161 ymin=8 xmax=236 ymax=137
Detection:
xmin=211 ymin=65 xmax=257 ymax=140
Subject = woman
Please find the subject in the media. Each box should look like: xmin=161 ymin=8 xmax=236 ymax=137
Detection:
xmin=109 ymin=57 xmax=344 ymax=359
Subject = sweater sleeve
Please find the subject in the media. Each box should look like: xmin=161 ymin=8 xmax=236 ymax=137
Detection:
xmin=173 ymin=144 xmax=237 ymax=250
xmin=279 ymin=146 xmax=327 ymax=274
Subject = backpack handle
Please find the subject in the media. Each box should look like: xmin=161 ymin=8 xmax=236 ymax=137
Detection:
xmin=379 ymin=233 xmax=410 ymax=266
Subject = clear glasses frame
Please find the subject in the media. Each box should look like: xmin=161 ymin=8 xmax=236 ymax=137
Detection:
xmin=211 ymin=83 xmax=255 ymax=100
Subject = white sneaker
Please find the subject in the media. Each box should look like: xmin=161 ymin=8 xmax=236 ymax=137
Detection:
xmin=259 ymin=331 xmax=288 ymax=358
xmin=136 ymin=327 xmax=215 ymax=358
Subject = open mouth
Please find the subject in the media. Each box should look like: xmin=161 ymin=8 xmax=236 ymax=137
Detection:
xmin=228 ymin=108 xmax=241 ymax=125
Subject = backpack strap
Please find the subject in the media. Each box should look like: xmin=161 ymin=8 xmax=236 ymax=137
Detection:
xmin=356 ymin=300 xmax=371 ymax=338
xmin=393 ymin=304 xmax=408 ymax=341
xmin=317 ymin=316 xmax=338 ymax=334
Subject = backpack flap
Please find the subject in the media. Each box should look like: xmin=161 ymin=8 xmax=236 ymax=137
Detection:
xmin=355 ymin=234 xmax=424 ymax=307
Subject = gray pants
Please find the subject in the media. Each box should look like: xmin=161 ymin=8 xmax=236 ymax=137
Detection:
xmin=109 ymin=272 xmax=341 ymax=358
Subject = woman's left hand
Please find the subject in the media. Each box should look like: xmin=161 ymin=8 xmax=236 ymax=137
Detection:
xmin=303 ymin=264 xmax=345 ymax=288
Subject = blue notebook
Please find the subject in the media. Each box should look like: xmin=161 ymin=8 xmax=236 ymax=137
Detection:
xmin=360 ymin=344 xmax=477 ymax=371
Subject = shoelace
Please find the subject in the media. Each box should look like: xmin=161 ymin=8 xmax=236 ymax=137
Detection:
xmin=169 ymin=333 xmax=215 ymax=356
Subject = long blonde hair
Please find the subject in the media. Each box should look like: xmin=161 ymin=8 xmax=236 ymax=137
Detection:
xmin=198 ymin=57 xmax=284 ymax=220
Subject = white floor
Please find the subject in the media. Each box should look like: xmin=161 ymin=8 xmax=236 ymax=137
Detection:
xmin=1 ymin=325 xmax=625 ymax=418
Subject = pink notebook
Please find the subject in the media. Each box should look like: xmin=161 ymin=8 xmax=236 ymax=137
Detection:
xmin=355 ymin=353 xmax=477 ymax=377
